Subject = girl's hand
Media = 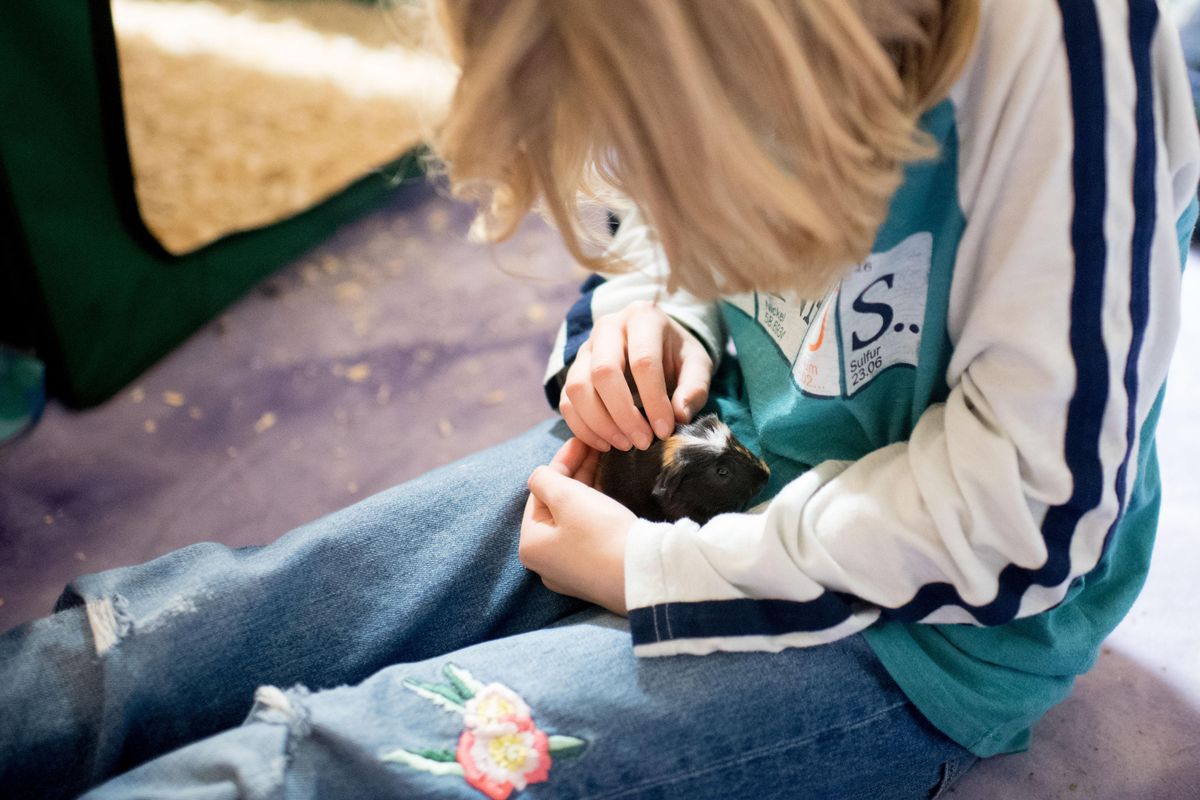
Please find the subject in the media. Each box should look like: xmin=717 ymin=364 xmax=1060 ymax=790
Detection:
xmin=519 ymin=438 xmax=636 ymax=615
xmin=560 ymin=301 xmax=713 ymax=452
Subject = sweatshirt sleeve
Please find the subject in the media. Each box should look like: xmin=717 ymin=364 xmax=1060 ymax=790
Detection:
xmin=625 ymin=0 xmax=1200 ymax=657
xmin=543 ymin=205 xmax=724 ymax=409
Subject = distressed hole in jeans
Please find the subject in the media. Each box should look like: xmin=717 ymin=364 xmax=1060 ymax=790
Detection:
xmin=84 ymin=594 xmax=133 ymax=655
xmin=136 ymin=594 xmax=200 ymax=633
xmin=249 ymin=685 xmax=313 ymax=756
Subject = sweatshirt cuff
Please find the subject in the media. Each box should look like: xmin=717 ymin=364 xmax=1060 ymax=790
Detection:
xmin=622 ymin=498 xmax=879 ymax=658
xmin=624 ymin=518 xmax=678 ymax=616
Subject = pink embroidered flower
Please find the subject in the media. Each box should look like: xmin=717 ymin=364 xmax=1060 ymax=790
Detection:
xmin=463 ymin=683 xmax=533 ymax=734
xmin=456 ymin=715 xmax=551 ymax=800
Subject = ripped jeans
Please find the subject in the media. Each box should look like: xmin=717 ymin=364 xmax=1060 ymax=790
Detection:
xmin=0 ymin=420 xmax=977 ymax=800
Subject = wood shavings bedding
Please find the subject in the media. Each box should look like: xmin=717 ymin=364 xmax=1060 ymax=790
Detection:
xmin=111 ymin=0 xmax=455 ymax=255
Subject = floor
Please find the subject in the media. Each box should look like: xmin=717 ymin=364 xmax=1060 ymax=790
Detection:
xmin=0 ymin=183 xmax=1197 ymax=798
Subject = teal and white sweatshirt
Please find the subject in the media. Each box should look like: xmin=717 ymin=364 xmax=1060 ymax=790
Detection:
xmin=543 ymin=0 xmax=1200 ymax=757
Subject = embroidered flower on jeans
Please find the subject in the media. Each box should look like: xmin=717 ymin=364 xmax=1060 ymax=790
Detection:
xmin=457 ymin=715 xmax=551 ymax=800
xmin=464 ymin=683 xmax=532 ymax=734
xmin=380 ymin=664 xmax=587 ymax=800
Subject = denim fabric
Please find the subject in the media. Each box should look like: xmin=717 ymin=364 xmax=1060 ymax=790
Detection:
xmin=0 ymin=420 xmax=976 ymax=799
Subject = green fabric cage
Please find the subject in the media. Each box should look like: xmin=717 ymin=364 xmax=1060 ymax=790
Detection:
xmin=0 ymin=0 xmax=424 ymax=407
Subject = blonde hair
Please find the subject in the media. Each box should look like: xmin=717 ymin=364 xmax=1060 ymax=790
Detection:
xmin=430 ymin=0 xmax=979 ymax=300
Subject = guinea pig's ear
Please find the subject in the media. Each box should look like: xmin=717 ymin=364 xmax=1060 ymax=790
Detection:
xmin=651 ymin=459 xmax=686 ymax=504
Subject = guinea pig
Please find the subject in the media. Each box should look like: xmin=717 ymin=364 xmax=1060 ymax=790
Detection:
xmin=597 ymin=413 xmax=770 ymax=525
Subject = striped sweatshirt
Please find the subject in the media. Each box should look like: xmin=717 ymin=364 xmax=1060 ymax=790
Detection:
xmin=543 ymin=0 xmax=1200 ymax=757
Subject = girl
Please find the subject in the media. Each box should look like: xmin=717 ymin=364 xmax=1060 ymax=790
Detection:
xmin=2 ymin=1 xmax=1197 ymax=798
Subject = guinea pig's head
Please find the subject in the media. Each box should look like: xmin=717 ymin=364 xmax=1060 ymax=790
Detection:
xmin=651 ymin=414 xmax=771 ymax=524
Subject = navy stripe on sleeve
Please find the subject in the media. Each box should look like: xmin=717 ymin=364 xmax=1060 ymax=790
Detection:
xmin=1023 ymin=0 xmax=1112 ymax=590
xmin=630 ymin=595 xmax=855 ymax=645
xmin=544 ymin=274 xmax=607 ymax=408
xmin=1103 ymin=0 xmax=1159 ymax=553
xmin=629 ymin=0 xmax=1147 ymax=645
xmin=565 ymin=274 xmax=607 ymax=363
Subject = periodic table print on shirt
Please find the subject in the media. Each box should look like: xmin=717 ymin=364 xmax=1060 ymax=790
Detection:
xmin=725 ymin=232 xmax=932 ymax=397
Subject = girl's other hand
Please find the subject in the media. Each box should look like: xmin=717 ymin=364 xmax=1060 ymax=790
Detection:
xmin=559 ymin=301 xmax=713 ymax=452
xmin=519 ymin=438 xmax=635 ymax=615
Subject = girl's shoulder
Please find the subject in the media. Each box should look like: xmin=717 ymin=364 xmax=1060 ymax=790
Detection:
xmin=955 ymin=0 xmax=1189 ymax=108
xmin=948 ymin=0 xmax=1199 ymax=218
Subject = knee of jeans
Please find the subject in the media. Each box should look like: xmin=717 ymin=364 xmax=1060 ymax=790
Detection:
xmin=247 ymin=685 xmax=313 ymax=755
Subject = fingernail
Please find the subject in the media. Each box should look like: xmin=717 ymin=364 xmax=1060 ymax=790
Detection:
xmin=654 ymin=418 xmax=673 ymax=439
xmin=613 ymin=434 xmax=632 ymax=451
xmin=634 ymin=432 xmax=652 ymax=450
xmin=680 ymin=403 xmax=693 ymax=419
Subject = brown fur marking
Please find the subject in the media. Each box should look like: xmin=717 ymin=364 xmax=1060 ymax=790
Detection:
xmin=661 ymin=436 xmax=680 ymax=469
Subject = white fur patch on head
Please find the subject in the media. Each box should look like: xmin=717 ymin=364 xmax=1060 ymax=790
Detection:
xmin=676 ymin=420 xmax=730 ymax=455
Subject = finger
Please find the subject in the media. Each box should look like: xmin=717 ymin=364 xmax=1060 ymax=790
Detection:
xmin=590 ymin=325 xmax=653 ymax=449
xmin=625 ymin=309 xmax=674 ymax=439
xmin=559 ymin=395 xmax=614 ymax=453
xmin=549 ymin=437 xmax=591 ymax=475
xmin=530 ymin=465 xmax=603 ymax=522
xmin=522 ymin=488 xmax=553 ymax=527
xmin=518 ymin=496 xmax=556 ymax=575
xmin=573 ymin=445 xmax=602 ymax=489
xmin=568 ymin=385 xmax=631 ymax=451
xmin=671 ymin=338 xmax=713 ymax=422
xmin=528 ymin=464 xmax=578 ymax=510
xmin=564 ymin=350 xmax=629 ymax=451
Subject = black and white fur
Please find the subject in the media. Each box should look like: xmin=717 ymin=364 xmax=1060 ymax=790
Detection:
xmin=597 ymin=414 xmax=770 ymax=525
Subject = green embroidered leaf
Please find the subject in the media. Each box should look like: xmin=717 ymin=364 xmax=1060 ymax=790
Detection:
xmin=380 ymin=748 xmax=465 ymax=777
xmin=443 ymin=664 xmax=482 ymax=700
xmin=411 ymin=748 xmax=457 ymax=763
xmin=401 ymin=679 xmax=465 ymax=713
xmin=548 ymin=735 xmax=588 ymax=759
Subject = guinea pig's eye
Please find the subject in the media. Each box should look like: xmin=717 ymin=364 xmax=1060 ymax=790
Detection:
xmin=715 ymin=465 xmax=731 ymax=479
